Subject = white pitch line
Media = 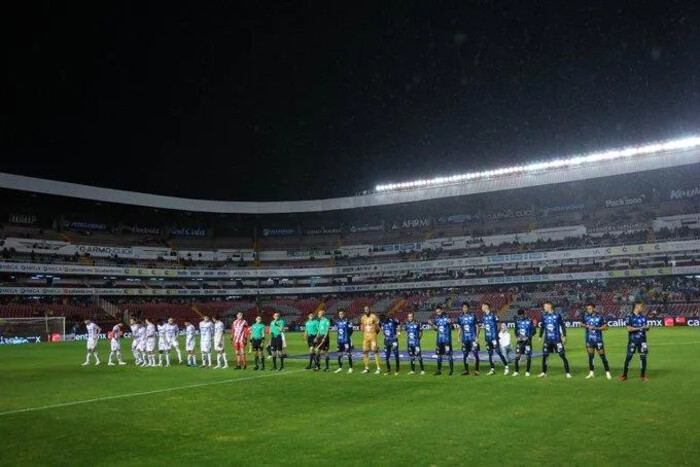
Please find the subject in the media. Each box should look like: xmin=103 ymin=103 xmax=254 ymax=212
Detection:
xmin=0 ymin=369 xmax=303 ymax=417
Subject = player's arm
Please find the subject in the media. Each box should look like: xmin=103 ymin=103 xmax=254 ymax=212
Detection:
xmin=538 ymin=320 xmax=544 ymax=340
xmin=558 ymin=315 xmax=567 ymax=344
xmin=97 ymin=326 xmax=102 ymax=337
xmin=596 ymin=322 xmax=609 ymax=331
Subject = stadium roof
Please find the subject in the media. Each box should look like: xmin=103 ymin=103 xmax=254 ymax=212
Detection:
xmin=0 ymin=137 xmax=698 ymax=214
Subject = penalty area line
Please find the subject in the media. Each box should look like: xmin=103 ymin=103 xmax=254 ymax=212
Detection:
xmin=0 ymin=369 xmax=304 ymax=417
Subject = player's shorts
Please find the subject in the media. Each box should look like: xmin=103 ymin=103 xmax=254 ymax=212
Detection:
xmin=362 ymin=334 xmax=378 ymax=352
xmin=586 ymin=339 xmax=605 ymax=351
xmin=384 ymin=339 xmax=398 ymax=351
xmin=484 ymin=337 xmax=500 ymax=351
xmin=435 ymin=342 xmax=453 ymax=356
xmin=627 ymin=339 xmax=648 ymax=355
xmin=214 ymin=337 xmax=224 ymax=352
xmin=186 ymin=337 xmax=195 ymax=351
xmin=137 ymin=340 xmax=146 ymax=352
xmin=316 ymin=336 xmax=330 ymax=351
xmin=337 ymin=341 xmax=352 ymax=353
xmin=131 ymin=339 xmax=139 ymax=351
xmin=110 ymin=339 xmax=121 ymax=351
xmin=408 ymin=344 xmax=422 ymax=357
xmin=146 ymin=338 xmax=156 ymax=352
xmin=461 ymin=340 xmax=480 ymax=354
xmin=87 ymin=337 xmax=98 ymax=350
xmin=168 ymin=336 xmax=179 ymax=348
xmin=234 ymin=340 xmax=246 ymax=352
xmin=251 ymin=338 xmax=263 ymax=351
xmin=515 ymin=339 xmax=532 ymax=356
xmin=271 ymin=335 xmax=283 ymax=352
xmin=158 ymin=338 xmax=167 ymax=351
xmin=542 ymin=340 xmax=565 ymax=354
xmin=200 ymin=336 xmax=212 ymax=353
xmin=307 ymin=335 xmax=317 ymax=348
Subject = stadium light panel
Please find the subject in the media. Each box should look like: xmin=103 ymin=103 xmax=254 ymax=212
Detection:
xmin=375 ymin=135 xmax=700 ymax=192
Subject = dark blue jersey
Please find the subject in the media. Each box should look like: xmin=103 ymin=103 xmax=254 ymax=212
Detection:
xmin=480 ymin=313 xmax=499 ymax=341
xmin=381 ymin=318 xmax=400 ymax=343
xmin=457 ymin=312 xmax=478 ymax=342
xmin=404 ymin=321 xmax=422 ymax=347
xmin=335 ymin=317 xmax=352 ymax=345
xmin=434 ymin=315 xmax=452 ymax=344
xmin=539 ymin=312 xmax=566 ymax=342
xmin=626 ymin=314 xmax=648 ymax=341
xmin=514 ymin=317 xmax=536 ymax=341
xmin=583 ymin=313 xmax=605 ymax=343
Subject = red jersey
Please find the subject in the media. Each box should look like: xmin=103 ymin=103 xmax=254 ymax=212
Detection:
xmin=231 ymin=319 xmax=249 ymax=344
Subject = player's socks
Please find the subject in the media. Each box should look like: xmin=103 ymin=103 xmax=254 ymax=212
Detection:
xmin=419 ymin=358 xmax=424 ymax=371
xmin=640 ymin=354 xmax=647 ymax=377
xmin=158 ymin=353 xmax=162 ymax=365
xmin=324 ymin=356 xmax=329 ymax=370
xmin=175 ymin=348 xmax=182 ymax=363
xmin=588 ymin=354 xmax=595 ymax=371
xmin=410 ymin=358 xmax=416 ymax=372
xmin=281 ymin=355 xmax=285 ymax=369
xmin=561 ymin=354 xmax=570 ymax=374
xmin=94 ymin=352 xmax=100 ymax=365
xmin=474 ymin=354 xmax=480 ymax=372
xmin=337 ymin=356 xmax=343 ymax=368
xmin=542 ymin=354 xmax=549 ymax=374
xmin=308 ymin=353 xmax=315 ymax=369
xmin=272 ymin=355 xmax=277 ymax=369
xmin=622 ymin=354 xmax=632 ymax=377
xmin=497 ymin=350 xmax=508 ymax=366
xmin=448 ymin=357 xmax=454 ymax=375
xmin=374 ymin=353 xmax=381 ymax=370
xmin=436 ymin=357 xmax=442 ymax=373
xmin=108 ymin=352 xmax=114 ymax=364
xmin=526 ymin=357 xmax=532 ymax=373
xmin=462 ymin=355 xmax=468 ymax=371
xmin=347 ymin=354 xmax=353 ymax=369
xmin=601 ymin=354 xmax=610 ymax=372
xmin=514 ymin=356 xmax=519 ymax=373
xmin=166 ymin=353 xmax=171 ymax=366
xmin=394 ymin=352 xmax=399 ymax=372
xmin=223 ymin=353 xmax=229 ymax=368
xmin=363 ymin=354 xmax=370 ymax=368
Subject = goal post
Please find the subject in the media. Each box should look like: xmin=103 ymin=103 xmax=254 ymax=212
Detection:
xmin=0 ymin=317 xmax=66 ymax=343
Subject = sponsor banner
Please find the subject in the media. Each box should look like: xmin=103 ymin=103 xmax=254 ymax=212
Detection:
xmin=7 ymin=213 xmax=37 ymax=225
xmin=125 ymin=225 xmax=161 ymax=235
xmin=169 ymin=226 xmax=208 ymax=237
xmin=668 ymin=186 xmax=700 ymax=201
xmin=0 ymin=239 xmax=697 ymax=278
xmin=287 ymin=249 xmax=327 ymax=258
xmin=262 ymin=227 xmax=297 ymax=237
xmin=486 ymin=208 xmax=535 ymax=222
xmin=76 ymin=245 xmax=135 ymax=258
xmin=563 ymin=319 xmax=672 ymax=328
xmin=375 ymin=242 xmax=422 ymax=253
xmin=349 ymin=223 xmax=384 ymax=234
xmin=603 ymin=194 xmax=646 ymax=208
xmin=0 ymin=265 xmax=696 ymax=296
xmin=303 ymin=226 xmax=342 ymax=236
xmin=0 ymin=336 xmax=42 ymax=345
xmin=588 ymin=222 xmax=648 ymax=235
xmin=390 ymin=218 xmax=430 ymax=230
xmin=62 ymin=220 xmax=109 ymax=231
xmin=435 ymin=213 xmax=481 ymax=225
xmin=538 ymin=203 xmax=587 ymax=217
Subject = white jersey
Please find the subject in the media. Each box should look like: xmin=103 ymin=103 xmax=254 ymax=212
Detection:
xmin=137 ymin=326 xmax=147 ymax=351
xmin=157 ymin=324 xmax=168 ymax=351
xmin=213 ymin=320 xmax=225 ymax=351
xmin=185 ymin=324 xmax=196 ymax=351
xmin=86 ymin=322 xmax=100 ymax=349
xmin=499 ymin=330 xmax=511 ymax=347
xmin=199 ymin=320 xmax=213 ymax=352
xmin=165 ymin=323 xmax=179 ymax=345
xmin=130 ymin=324 xmax=140 ymax=342
xmin=111 ymin=325 xmax=121 ymax=351
xmin=145 ymin=323 xmax=156 ymax=352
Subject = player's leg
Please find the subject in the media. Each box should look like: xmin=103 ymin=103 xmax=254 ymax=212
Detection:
xmin=494 ymin=344 xmax=509 ymax=374
xmin=539 ymin=343 xmax=550 ymax=377
xmin=447 ymin=345 xmax=454 ymax=375
xmin=323 ymin=347 xmax=330 ymax=371
xmin=525 ymin=341 xmax=532 ymax=375
xmin=362 ymin=336 xmax=371 ymax=373
xmin=486 ymin=342 xmax=496 ymax=374
xmin=409 ymin=347 xmax=416 ymax=373
xmin=513 ymin=344 xmax=522 ymax=375
xmin=586 ymin=346 xmax=595 ymax=378
xmin=597 ymin=345 xmax=611 ymax=379
xmin=472 ymin=342 xmax=480 ymax=374
xmin=174 ymin=341 xmax=182 ymax=364
xmin=557 ymin=343 xmax=571 ymax=377
xmin=620 ymin=341 xmax=635 ymax=380
xmin=372 ymin=339 xmax=381 ymax=373
xmin=417 ymin=346 xmax=425 ymax=374
xmin=307 ymin=339 xmax=315 ymax=369
xmin=461 ymin=344 xmax=470 ymax=375
xmin=435 ymin=345 xmax=443 ymax=375
xmin=393 ymin=343 xmax=400 ymax=374
xmin=639 ymin=342 xmax=648 ymax=380
xmin=384 ymin=343 xmax=392 ymax=374
xmin=346 ymin=344 xmax=354 ymax=373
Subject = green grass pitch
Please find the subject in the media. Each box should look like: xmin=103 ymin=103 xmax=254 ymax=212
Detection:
xmin=1 ymin=327 xmax=699 ymax=466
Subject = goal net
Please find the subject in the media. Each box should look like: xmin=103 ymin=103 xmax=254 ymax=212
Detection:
xmin=0 ymin=317 xmax=66 ymax=343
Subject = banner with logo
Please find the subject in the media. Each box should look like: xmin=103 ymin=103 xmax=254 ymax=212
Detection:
xmin=261 ymin=227 xmax=298 ymax=237
xmin=169 ymin=226 xmax=208 ymax=237
xmin=668 ymin=186 xmax=700 ymax=201
xmin=124 ymin=225 xmax=161 ymax=235
xmin=303 ymin=226 xmax=341 ymax=236
xmin=435 ymin=213 xmax=481 ymax=225
xmin=0 ymin=240 xmax=696 ymax=279
xmin=602 ymin=194 xmax=646 ymax=208
xmin=389 ymin=218 xmax=430 ymax=230
xmin=538 ymin=203 xmax=587 ymax=217
xmin=7 ymin=213 xmax=37 ymax=225
xmin=348 ymin=223 xmax=384 ymax=234
xmin=0 ymin=265 xmax=696 ymax=296
xmin=588 ymin=222 xmax=648 ymax=235
xmin=485 ymin=208 xmax=535 ymax=222
xmin=62 ymin=220 xmax=109 ymax=231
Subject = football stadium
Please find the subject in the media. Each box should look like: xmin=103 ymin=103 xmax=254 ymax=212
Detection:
xmin=3 ymin=4 xmax=700 ymax=466
xmin=1 ymin=138 xmax=699 ymax=465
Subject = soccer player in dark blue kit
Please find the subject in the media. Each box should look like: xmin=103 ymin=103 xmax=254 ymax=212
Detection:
xmin=512 ymin=308 xmax=536 ymax=377
xmin=538 ymin=301 xmax=572 ymax=378
xmin=381 ymin=315 xmax=401 ymax=376
xmin=583 ymin=303 xmax=612 ymax=380
xmin=620 ymin=301 xmax=650 ymax=382
xmin=457 ymin=303 xmax=480 ymax=376
xmin=334 ymin=309 xmax=354 ymax=374
xmin=480 ymin=303 xmax=509 ymax=375
xmin=432 ymin=306 xmax=454 ymax=376
xmin=404 ymin=312 xmax=425 ymax=375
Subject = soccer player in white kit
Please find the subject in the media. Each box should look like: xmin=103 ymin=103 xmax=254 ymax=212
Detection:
xmin=199 ymin=316 xmax=214 ymax=367
xmin=82 ymin=319 xmax=102 ymax=366
xmin=213 ymin=316 xmax=228 ymax=369
xmin=129 ymin=318 xmax=143 ymax=365
xmin=166 ymin=317 xmax=182 ymax=364
xmin=184 ymin=320 xmax=197 ymax=366
xmin=145 ymin=318 xmax=157 ymax=367
xmin=108 ymin=322 xmax=127 ymax=365
xmin=157 ymin=320 xmax=169 ymax=366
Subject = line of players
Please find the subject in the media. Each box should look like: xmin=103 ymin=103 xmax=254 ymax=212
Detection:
xmin=81 ymin=300 xmax=650 ymax=381
xmin=81 ymin=312 xmax=289 ymax=371
xmin=303 ymin=301 xmax=650 ymax=381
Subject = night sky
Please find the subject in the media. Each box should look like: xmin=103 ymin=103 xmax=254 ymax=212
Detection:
xmin=2 ymin=2 xmax=699 ymax=201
